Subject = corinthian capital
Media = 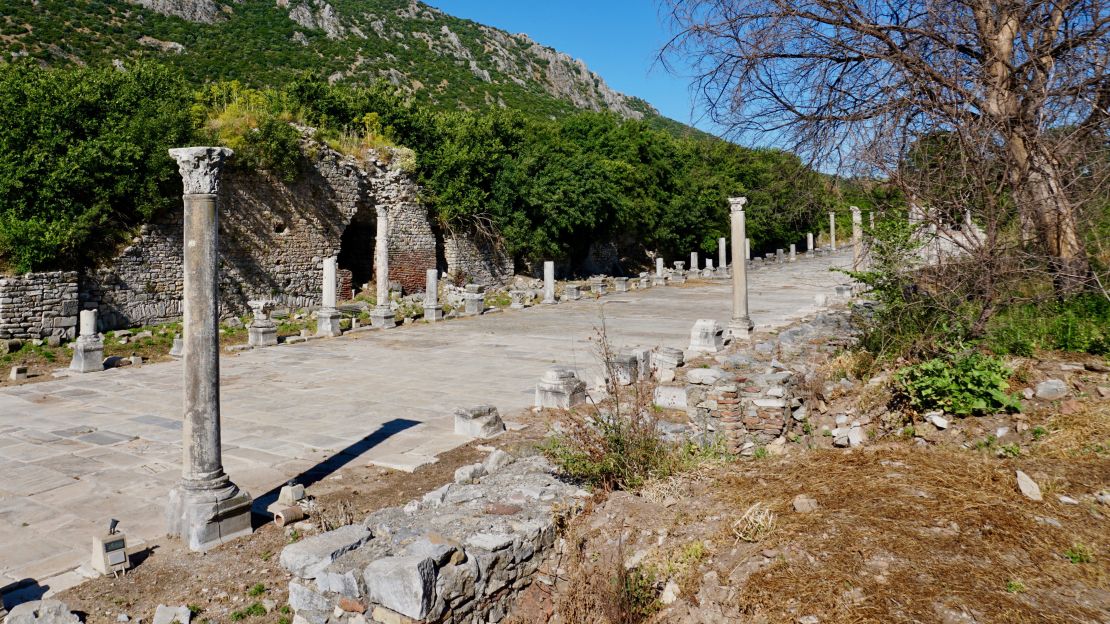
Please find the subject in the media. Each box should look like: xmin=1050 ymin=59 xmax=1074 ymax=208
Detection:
xmin=728 ymin=196 xmax=748 ymax=212
xmin=169 ymin=147 xmax=234 ymax=195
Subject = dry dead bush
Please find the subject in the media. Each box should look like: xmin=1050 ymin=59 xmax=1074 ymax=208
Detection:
xmin=732 ymin=502 xmax=776 ymax=544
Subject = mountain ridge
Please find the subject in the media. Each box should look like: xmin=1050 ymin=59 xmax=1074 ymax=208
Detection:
xmin=2 ymin=0 xmax=657 ymax=120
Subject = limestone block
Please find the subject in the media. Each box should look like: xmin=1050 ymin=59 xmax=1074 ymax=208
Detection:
xmin=9 ymin=365 xmax=28 ymax=381
xmin=563 ymin=285 xmax=581 ymax=301
xmin=4 ymin=600 xmax=81 ymax=624
xmin=280 ymin=524 xmax=374 ymax=579
xmin=152 ymin=605 xmax=191 ymax=624
xmin=686 ymin=368 xmax=726 ymax=385
xmin=509 ymin=290 xmax=526 ymax=310
xmin=652 ymin=347 xmax=684 ymax=372
xmin=688 ymin=319 xmax=725 ymax=354
xmin=453 ymin=405 xmax=506 ymax=438
xmin=278 ymin=483 xmax=306 ymax=506
xmin=534 ymin=366 xmax=586 ymax=410
xmin=69 ymin=336 xmax=104 ymax=373
xmin=371 ymin=308 xmax=396 ymax=329
xmin=607 ymin=352 xmax=638 ymax=386
xmin=613 ymin=277 xmax=629 ymax=292
xmin=653 ymin=386 xmax=688 ymax=410
xmin=463 ymin=294 xmax=483 ymax=316
xmin=362 ymin=555 xmax=438 ymax=620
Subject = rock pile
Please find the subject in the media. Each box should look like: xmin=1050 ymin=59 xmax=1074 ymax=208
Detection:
xmin=280 ymin=453 xmax=587 ymax=624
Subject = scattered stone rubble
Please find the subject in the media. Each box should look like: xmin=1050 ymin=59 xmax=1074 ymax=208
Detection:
xmin=652 ymin=310 xmax=860 ymax=455
xmin=280 ymin=452 xmax=588 ymax=624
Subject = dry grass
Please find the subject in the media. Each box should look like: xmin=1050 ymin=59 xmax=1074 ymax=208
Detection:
xmin=1031 ymin=401 xmax=1110 ymax=460
xmin=711 ymin=445 xmax=1109 ymax=623
xmin=732 ymin=502 xmax=776 ymax=544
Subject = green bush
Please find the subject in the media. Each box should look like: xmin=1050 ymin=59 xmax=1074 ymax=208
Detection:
xmin=895 ymin=350 xmax=1022 ymax=416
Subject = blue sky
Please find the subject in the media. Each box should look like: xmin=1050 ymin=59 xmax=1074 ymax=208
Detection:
xmin=424 ymin=1 xmax=712 ymax=131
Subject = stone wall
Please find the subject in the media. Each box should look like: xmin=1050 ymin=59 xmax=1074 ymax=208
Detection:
xmin=0 ymin=271 xmax=79 ymax=340
xmin=80 ymin=142 xmax=438 ymax=329
xmin=280 ymin=452 xmax=585 ymax=624
xmin=443 ymin=233 xmax=514 ymax=286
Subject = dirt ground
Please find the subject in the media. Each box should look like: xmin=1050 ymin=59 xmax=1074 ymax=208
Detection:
xmin=506 ymin=354 xmax=1110 ymax=624
xmin=53 ymin=419 xmax=549 ymax=624
xmin=27 ymin=317 xmax=1110 ymax=624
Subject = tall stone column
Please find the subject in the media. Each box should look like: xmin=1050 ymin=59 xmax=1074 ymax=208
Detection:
xmin=851 ymin=206 xmax=863 ymax=268
xmin=690 ymin=252 xmax=698 ymax=272
xmin=728 ymin=197 xmax=753 ymax=339
xmin=789 ymin=244 xmax=796 ymax=262
xmin=718 ymin=238 xmax=727 ymax=269
xmin=655 ymin=257 xmax=665 ymax=277
xmin=807 ymin=232 xmax=814 ymax=254
xmin=316 ymin=256 xmax=342 ymax=337
xmin=829 ymin=211 xmax=837 ymax=251
xmin=745 ymin=238 xmax=751 ymax=261
xmin=371 ymin=206 xmax=396 ymax=329
xmin=424 ymin=269 xmax=443 ymax=322
xmin=165 ymin=146 xmax=252 ymax=552
xmin=542 ymin=261 xmax=557 ymax=304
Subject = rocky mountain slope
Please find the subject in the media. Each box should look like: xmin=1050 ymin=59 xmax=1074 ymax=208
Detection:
xmin=1 ymin=0 xmax=656 ymax=119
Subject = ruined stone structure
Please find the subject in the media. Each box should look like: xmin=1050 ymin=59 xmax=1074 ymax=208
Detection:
xmin=76 ymin=144 xmax=436 ymax=329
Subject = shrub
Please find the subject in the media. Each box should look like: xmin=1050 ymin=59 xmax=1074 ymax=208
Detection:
xmin=895 ymin=350 xmax=1022 ymax=416
xmin=541 ymin=407 xmax=728 ymax=492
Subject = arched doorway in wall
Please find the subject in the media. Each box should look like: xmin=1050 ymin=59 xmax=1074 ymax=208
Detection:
xmin=338 ymin=204 xmax=376 ymax=298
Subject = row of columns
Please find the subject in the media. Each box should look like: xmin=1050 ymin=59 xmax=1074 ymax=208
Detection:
xmin=158 ymin=146 xmax=868 ymax=550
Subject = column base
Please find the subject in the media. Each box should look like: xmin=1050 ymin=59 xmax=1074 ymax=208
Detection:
xmin=69 ymin=339 xmax=104 ymax=373
xmin=248 ymin=324 xmax=278 ymax=347
xmin=316 ymin=310 xmax=343 ymax=337
xmin=728 ymin=318 xmax=755 ymax=340
xmin=424 ymin=305 xmax=443 ymax=322
xmin=652 ymin=276 xmax=667 ymax=286
xmin=166 ymin=480 xmax=253 ymax=551
xmin=370 ymin=308 xmax=396 ymax=329
xmin=541 ymin=297 xmax=558 ymax=305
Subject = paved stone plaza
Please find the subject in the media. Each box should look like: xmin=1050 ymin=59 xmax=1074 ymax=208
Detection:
xmin=0 ymin=252 xmax=850 ymax=596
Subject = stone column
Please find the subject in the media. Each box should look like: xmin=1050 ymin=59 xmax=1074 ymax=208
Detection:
xmin=745 ymin=238 xmax=751 ymax=261
xmin=690 ymin=252 xmax=698 ymax=272
xmin=371 ymin=206 xmax=396 ymax=329
xmin=728 ymin=197 xmax=754 ymax=339
xmin=718 ymin=238 xmax=728 ymax=269
xmin=424 ymin=269 xmax=443 ymax=322
xmin=542 ymin=261 xmax=557 ymax=304
xmin=851 ymin=206 xmax=863 ymax=267
xmin=789 ymin=244 xmax=796 ymax=262
xmin=316 ymin=256 xmax=342 ymax=337
xmin=165 ymin=146 xmax=252 ymax=552
xmin=829 ymin=211 xmax=837 ymax=251
xmin=653 ymin=258 xmax=667 ymax=286
xmin=807 ymin=232 xmax=814 ymax=255
xmin=69 ymin=309 xmax=104 ymax=373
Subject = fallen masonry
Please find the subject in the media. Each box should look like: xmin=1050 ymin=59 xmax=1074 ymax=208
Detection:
xmin=280 ymin=453 xmax=587 ymax=624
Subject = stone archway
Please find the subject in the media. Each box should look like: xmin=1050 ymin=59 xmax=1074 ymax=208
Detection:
xmin=338 ymin=204 xmax=377 ymax=297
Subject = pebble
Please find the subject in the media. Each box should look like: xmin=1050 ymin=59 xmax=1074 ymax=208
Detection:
xmin=793 ymin=494 xmax=819 ymax=513
xmin=1015 ymin=470 xmax=1043 ymax=501
xmin=1057 ymin=495 xmax=1079 ymax=505
xmin=1035 ymin=379 xmax=1068 ymax=400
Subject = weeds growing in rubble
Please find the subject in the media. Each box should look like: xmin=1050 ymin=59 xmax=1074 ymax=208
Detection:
xmin=540 ymin=307 xmax=731 ymax=491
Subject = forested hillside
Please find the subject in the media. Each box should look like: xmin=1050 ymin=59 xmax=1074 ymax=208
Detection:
xmin=0 ymin=0 xmax=655 ymax=120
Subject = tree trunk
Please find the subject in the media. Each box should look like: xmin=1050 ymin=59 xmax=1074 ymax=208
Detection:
xmin=1007 ymin=135 xmax=1091 ymax=295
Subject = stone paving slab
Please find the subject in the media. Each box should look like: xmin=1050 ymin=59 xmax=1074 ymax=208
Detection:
xmin=0 ymin=251 xmax=850 ymax=597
